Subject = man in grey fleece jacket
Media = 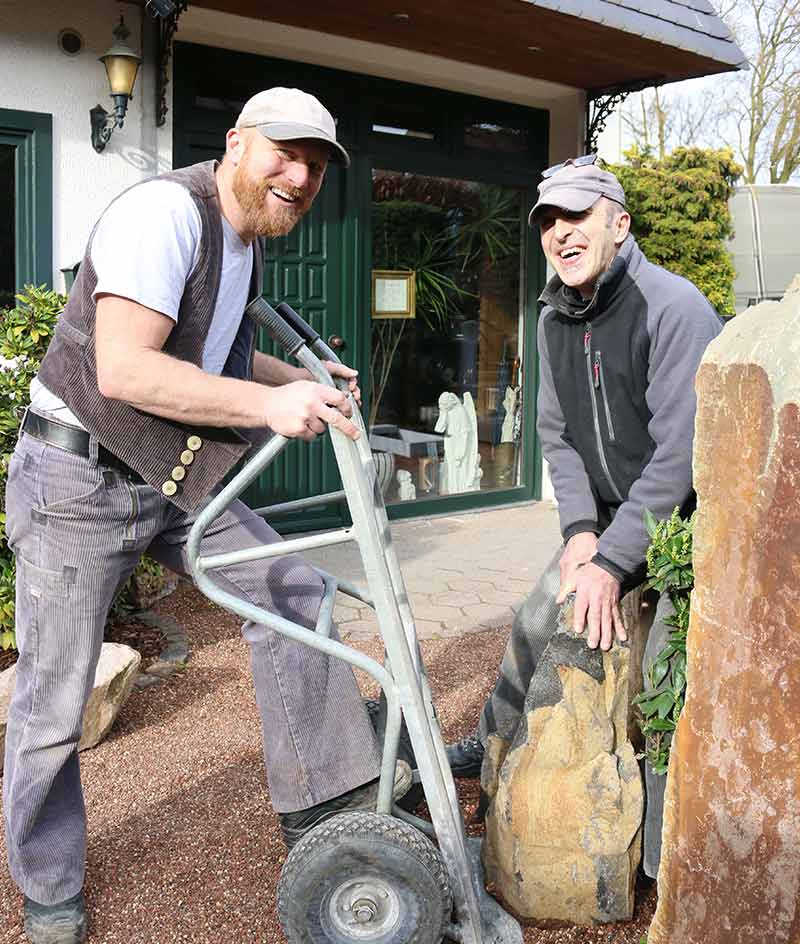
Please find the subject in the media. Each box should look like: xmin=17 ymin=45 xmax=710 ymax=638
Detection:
xmin=446 ymin=156 xmax=723 ymax=878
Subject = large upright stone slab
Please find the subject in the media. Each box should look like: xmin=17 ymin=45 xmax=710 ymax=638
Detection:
xmin=649 ymin=280 xmax=800 ymax=944
xmin=482 ymin=601 xmax=643 ymax=926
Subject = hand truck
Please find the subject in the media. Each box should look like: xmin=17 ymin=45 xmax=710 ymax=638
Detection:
xmin=186 ymin=297 xmax=523 ymax=944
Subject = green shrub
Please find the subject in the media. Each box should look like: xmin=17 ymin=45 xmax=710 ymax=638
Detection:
xmin=633 ymin=507 xmax=694 ymax=774
xmin=0 ymin=285 xmax=167 ymax=651
xmin=607 ymin=147 xmax=742 ymax=319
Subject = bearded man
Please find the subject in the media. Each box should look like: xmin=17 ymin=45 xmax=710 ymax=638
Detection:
xmin=4 ymin=88 xmax=410 ymax=943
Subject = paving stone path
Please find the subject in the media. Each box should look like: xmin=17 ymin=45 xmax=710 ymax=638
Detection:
xmin=305 ymin=502 xmax=561 ymax=640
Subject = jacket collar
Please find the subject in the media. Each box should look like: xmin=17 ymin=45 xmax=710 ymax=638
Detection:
xmin=539 ymin=234 xmax=639 ymax=321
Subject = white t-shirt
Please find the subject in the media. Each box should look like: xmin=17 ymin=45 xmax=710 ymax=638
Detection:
xmin=30 ymin=179 xmax=254 ymax=427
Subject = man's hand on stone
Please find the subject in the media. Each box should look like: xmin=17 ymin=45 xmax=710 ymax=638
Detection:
xmin=557 ymin=532 xmax=599 ymax=600
xmin=263 ymin=380 xmax=360 ymax=442
xmin=570 ymin=563 xmax=626 ymax=651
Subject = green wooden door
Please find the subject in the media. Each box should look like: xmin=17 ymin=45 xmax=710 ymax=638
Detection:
xmin=244 ymin=162 xmax=352 ymax=530
xmin=172 ymin=41 xmax=548 ymax=528
xmin=173 ymin=127 xmax=361 ymax=531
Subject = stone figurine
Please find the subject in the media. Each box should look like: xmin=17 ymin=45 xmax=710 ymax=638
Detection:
xmin=435 ymin=391 xmax=481 ymax=494
xmin=500 ymin=386 xmax=519 ymax=443
xmin=396 ymin=469 xmax=416 ymax=501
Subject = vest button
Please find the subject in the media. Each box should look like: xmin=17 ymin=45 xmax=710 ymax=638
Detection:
xmin=171 ymin=466 xmax=186 ymax=482
xmin=187 ymin=435 xmax=203 ymax=451
xmin=161 ymin=480 xmax=178 ymax=497
xmin=180 ymin=449 xmax=194 ymax=465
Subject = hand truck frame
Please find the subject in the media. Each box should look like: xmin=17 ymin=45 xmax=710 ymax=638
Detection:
xmin=186 ymin=297 xmax=522 ymax=944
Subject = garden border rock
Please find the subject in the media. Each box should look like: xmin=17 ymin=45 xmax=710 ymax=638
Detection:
xmin=132 ymin=610 xmax=191 ymax=689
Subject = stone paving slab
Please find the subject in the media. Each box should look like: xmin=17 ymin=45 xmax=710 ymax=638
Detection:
xmin=305 ymin=501 xmax=561 ymax=640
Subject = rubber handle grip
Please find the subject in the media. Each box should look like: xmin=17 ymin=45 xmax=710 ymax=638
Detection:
xmin=275 ymin=302 xmax=320 ymax=345
xmin=246 ymin=297 xmax=305 ymax=357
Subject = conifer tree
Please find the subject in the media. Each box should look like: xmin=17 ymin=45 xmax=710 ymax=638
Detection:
xmin=608 ymin=147 xmax=742 ymax=318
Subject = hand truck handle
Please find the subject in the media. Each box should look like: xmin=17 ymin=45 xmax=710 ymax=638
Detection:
xmin=245 ymin=296 xmax=306 ymax=357
xmin=275 ymin=301 xmax=344 ymax=365
xmin=275 ymin=301 xmax=320 ymax=347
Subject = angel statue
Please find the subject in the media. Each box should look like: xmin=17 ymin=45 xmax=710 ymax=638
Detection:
xmin=396 ymin=469 xmax=417 ymax=501
xmin=435 ymin=391 xmax=481 ymax=494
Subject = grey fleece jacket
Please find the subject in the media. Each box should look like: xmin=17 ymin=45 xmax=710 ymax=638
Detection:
xmin=536 ymin=235 xmax=723 ymax=584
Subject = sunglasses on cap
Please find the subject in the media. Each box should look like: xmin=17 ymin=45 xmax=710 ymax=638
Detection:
xmin=541 ymin=153 xmax=599 ymax=178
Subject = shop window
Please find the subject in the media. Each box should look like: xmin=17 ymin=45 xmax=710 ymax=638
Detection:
xmin=464 ymin=119 xmax=530 ymax=154
xmin=369 ymin=169 xmax=525 ymax=506
xmin=371 ymin=105 xmax=439 ymax=144
xmin=195 ymin=95 xmax=247 ymax=113
xmin=372 ymin=124 xmax=435 ymax=141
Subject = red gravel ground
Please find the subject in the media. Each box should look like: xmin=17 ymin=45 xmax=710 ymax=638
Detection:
xmin=0 ymin=580 xmax=655 ymax=943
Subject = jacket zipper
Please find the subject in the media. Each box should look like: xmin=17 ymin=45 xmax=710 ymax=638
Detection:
xmin=584 ymin=325 xmax=624 ymax=502
xmin=594 ymin=351 xmax=617 ymax=443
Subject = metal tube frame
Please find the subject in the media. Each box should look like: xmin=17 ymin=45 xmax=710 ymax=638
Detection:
xmin=186 ymin=325 xmax=520 ymax=944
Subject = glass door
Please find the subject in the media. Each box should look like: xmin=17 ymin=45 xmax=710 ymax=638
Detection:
xmin=368 ymin=169 xmax=526 ymax=508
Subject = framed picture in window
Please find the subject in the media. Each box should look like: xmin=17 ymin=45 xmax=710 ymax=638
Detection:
xmin=372 ymin=269 xmax=416 ymax=319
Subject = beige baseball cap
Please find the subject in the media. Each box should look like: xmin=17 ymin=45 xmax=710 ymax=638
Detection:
xmin=528 ymin=159 xmax=626 ymax=225
xmin=235 ymin=87 xmax=350 ymax=167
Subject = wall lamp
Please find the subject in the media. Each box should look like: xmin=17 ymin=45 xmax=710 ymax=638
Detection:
xmin=90 ymin=16 xmax=142 ymax=153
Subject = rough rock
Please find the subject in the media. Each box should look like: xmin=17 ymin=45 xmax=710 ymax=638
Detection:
xmin=649 ymin=280 xmax=800 ymax=944
xmin=0 ymin=664 xmax=16 ymax=774
xmin=482 ymin=601 xmax=643 ymax=926
xmin=0 ymin=643 xmax=139 ymax=772
xmin=79 ymin=643 xmax=141 ymax=750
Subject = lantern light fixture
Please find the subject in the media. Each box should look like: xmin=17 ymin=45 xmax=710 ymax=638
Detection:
xmin=90 ymin=16 xmax=142 ymax=153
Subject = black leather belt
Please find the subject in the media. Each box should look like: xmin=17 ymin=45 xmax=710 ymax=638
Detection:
xmin=21 ymin=410 xmax=145 ymax=483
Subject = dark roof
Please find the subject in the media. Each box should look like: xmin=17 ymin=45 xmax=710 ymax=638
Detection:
xmin=522 ymin=0 xmax=748 ymax=71
xmin=193 ymin=0 xmax=748 ymax=92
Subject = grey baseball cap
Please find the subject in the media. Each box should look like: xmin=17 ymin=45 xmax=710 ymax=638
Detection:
xmin=528 ymin=161 xmax=626 ymax=225
xmin=235 ymin=87 xmax=350 ymax=167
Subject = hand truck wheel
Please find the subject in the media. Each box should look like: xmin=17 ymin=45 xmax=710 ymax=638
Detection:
xmin=277 ymin=811 xmax=453 ymax=943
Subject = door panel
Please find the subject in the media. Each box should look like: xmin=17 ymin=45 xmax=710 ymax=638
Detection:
xmin=245 ymin=164 xmax=346 ymax=528
xmin=172 ymin=135 xmax=353 ymax=531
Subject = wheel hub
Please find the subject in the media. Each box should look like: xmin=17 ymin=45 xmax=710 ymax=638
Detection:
xmin=328 ymin=877 xmax=400 ymax=938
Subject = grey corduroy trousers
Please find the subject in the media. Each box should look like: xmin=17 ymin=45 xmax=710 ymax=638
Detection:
xmin=478 ymin=548 xmax=672 ymax=879
xmin=3 ymin=433 xmax=381 ymax=905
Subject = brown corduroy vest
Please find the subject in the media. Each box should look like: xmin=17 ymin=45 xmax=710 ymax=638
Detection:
xmin=37 ymin=160 xmax=265 ymax=512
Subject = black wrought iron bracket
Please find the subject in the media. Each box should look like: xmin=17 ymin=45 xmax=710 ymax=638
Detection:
xmin=155 ymin=0 xmax=189 ymax=127
xmin=585 ymin=79 xmax=660 ymax=153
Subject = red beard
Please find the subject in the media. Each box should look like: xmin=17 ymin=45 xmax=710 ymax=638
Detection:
xmin=232 ymin=159 xmax=307 ymax=238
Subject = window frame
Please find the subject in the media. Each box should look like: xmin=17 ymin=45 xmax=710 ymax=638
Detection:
xmin=0 ymin=108 xmax=53 ymax=295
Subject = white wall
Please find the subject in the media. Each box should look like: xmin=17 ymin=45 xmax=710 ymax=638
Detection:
xmin=0 ymin=0 xmax=171 ymax=292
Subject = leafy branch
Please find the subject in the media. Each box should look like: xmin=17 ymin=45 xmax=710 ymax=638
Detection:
xmin=632 ymin=507 xmax=695 ymax=775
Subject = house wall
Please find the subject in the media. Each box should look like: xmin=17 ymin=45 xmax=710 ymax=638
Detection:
xmin=0 ymin=0 xmax=171 ymax=291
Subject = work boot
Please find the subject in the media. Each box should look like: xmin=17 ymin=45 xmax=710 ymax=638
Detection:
xmin=279 ymin=760 xmax=413 ymax=850
xmin=23 ymin=891 xmax=87 ymax=944
xmin=445 ymin=733 xmax=485 ymax=779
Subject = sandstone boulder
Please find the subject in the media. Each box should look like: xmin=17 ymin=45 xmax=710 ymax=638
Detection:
xmin=78 ymin=643 xmax=141 ymax=750
xmin=649 ymin=280 xmax=800 ymax=944
xmin=482 ymin=602 xmax=643 ymax=926
xmin=0 ymin=643 xmax=141 ymax=773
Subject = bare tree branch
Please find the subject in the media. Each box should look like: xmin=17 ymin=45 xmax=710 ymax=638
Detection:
xmin=619 ymin=0 xmax=800 ymax=182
